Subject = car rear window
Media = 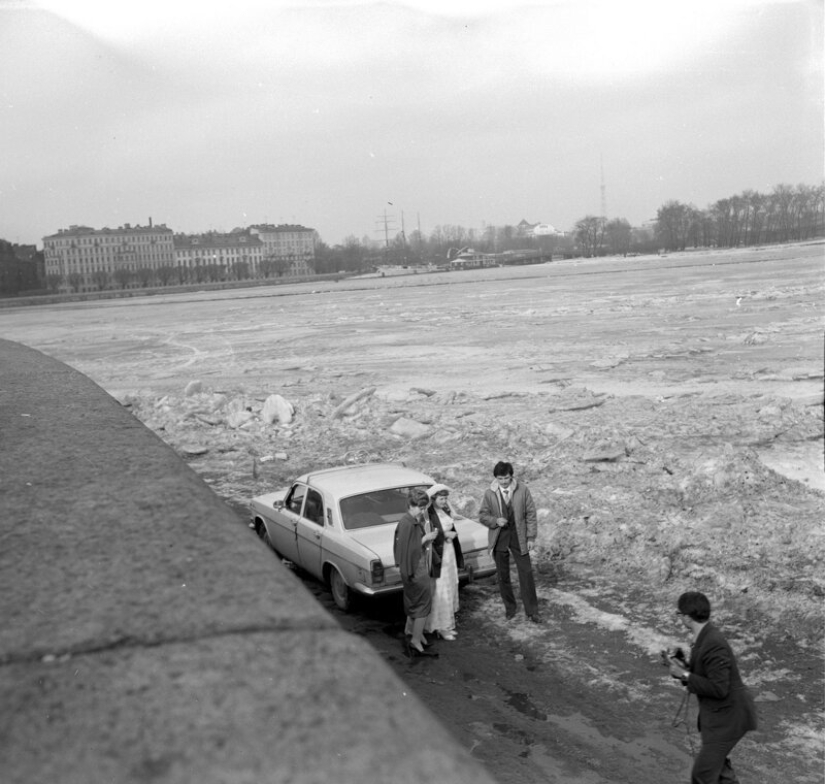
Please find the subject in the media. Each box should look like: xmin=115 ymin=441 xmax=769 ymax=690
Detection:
xmin=339 ymin=485 xmax=430 ymax=530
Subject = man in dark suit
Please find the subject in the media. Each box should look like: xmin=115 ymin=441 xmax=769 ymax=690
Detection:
xmin=668 ymin=591 xmax=758 ymax=783
xmin=478 ymin=461 xmax=541 ymax=623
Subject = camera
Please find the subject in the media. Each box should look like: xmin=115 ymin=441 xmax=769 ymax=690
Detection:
xmin=660 ymin=647 xmax=687 ymax=666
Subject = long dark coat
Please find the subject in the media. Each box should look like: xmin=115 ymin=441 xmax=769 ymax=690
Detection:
xmin=393 ymin=511 xmax=434 ymax=618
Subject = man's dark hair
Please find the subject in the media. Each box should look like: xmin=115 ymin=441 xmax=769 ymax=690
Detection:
xmin=677 ymin=591 xmax=711 ymax=622
xmin=493 ymin=461 xmax=513 ymax=477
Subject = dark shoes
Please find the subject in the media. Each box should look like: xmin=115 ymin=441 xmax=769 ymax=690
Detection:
xmin=504 ymin=609 xmax=541 ymax=622
xmin=404 ymin=637 xmax=438 ymax=658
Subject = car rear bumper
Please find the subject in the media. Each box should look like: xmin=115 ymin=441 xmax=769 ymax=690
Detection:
xmin=353 ymin=555 xmax=495 ymax=598
xmin=353 ymin=581 xmax=403 ymax=598
xmin=459 ymin=564 xmax=497 ymax=583
xmin=460 ymin=551 xmax=496 ymax=583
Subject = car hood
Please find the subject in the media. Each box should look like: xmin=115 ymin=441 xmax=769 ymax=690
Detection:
xmin=251 ymin=489 xmax=288 ymax=510
xmin=347 ymin=525 xmax=396 ymax=563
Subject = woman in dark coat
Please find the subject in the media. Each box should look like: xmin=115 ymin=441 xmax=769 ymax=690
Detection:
xmin=393 ymin=488 xmax=439 ymax=654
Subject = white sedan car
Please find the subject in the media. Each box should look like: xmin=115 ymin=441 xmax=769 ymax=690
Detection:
xmin=250 ymin=463 xmax=496 ymax=611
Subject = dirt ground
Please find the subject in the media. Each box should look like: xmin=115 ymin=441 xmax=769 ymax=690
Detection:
xmin=1 ymin=244 xmax=823 ymax=782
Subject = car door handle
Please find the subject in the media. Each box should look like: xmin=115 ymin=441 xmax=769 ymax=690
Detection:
xmin=314 ymin=531 xmax=321 ymax=540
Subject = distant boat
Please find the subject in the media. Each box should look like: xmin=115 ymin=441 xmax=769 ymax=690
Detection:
xmin=449 ymin=249 xmax=497 ymax=269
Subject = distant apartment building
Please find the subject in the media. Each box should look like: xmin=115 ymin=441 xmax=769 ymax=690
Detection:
xmin=173 ymin=230 xmax=264 ymax=277
xmin=42 ymin=220 xmax=174 ymax=290
xmin=41 ymin=219 xmax=316 ymax=291
xmin=248 ymin=223 xmax=315 ymax=276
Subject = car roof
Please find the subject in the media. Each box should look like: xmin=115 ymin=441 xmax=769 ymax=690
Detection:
xmin=295 ymin=463 xmax=434 ymax=498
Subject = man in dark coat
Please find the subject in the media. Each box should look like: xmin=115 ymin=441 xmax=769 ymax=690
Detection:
xmin=668 ymin=591 xmax=758 ymax=783
xmin=478 ymin=460 xmax=540 ymax=622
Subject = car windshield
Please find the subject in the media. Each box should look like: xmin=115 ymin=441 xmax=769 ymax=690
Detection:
xmin=339 ymin=485 xmax=430 ymax=530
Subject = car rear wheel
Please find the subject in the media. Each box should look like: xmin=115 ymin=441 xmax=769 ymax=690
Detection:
xmin=329 ymin=568 xmax=353 ymax=612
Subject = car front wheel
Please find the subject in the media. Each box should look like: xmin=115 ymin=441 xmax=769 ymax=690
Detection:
xmin=254 ymin=518 xmax=280 ymax=557
xmin=329 ymin=568 xmax=353 ymax=612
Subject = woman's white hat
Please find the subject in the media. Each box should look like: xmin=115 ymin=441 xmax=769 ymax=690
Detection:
xmin=426 ymin=483 xmax=452 ymax=498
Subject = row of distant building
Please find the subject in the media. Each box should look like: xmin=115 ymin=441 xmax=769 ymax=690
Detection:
xmin=40 ymin=220 xmax=316 ymax=292
xmin=3 ymin=217 xmax=565 ymax=296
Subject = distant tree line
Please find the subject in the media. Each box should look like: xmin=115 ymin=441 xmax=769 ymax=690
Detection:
xmin=573 ymin=183 xmax=824 ymax=258
xmin=313 ymin=223 xmax=578 ymax=272
xmin=316 ymin=181 xmax=824 ymax=270
xmin=4 ymin=181 xmax=823 ymax=297
xmin=654 ymin=183 xmax=824 ymax=252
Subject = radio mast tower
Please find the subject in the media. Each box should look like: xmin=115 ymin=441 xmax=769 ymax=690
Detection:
xmin=600 ymin=155 xmax=608 ymax=220
xmin=376 ymin=209 xmax=396 ymax=249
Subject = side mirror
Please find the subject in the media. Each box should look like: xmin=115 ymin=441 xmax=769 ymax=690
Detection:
xmin=273 ymin=500 xmax=284 ymax=510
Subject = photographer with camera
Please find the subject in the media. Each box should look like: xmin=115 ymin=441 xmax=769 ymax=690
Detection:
xmin=666 ymin=591 xmax=757 ymax=784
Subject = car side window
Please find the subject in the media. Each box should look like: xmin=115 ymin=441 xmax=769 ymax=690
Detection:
xmin=286 ymin=484 xmax=306 ymax=515
xmin=303 ymin=489 xmax=324 ymax=526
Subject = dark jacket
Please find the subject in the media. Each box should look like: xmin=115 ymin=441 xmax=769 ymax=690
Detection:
xmin=427 ymin=506 xmax=465 ymax=578
xmin=478 ymin=479 xmax=537 ymax=555
xmin=394 ymin=510 xmax=446 ymax=580
xmin=393 ymin=512 xmax=427 ymax=582
xmin=686 ymin=622 xmax=758 ymax=742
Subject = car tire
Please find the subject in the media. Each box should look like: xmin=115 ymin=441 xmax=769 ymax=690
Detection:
xmin=329 ymin=567 xmax=353 ymax=612
xmin=254 ymin=518 xmax=281 ymax=557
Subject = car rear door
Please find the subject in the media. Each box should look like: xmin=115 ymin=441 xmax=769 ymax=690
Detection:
xmin=294 ymin=487 xmax=325 ymax=579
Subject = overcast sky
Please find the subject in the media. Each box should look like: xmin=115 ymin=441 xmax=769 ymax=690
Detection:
xmin=1 ymin=0 xmax=822 ymax=247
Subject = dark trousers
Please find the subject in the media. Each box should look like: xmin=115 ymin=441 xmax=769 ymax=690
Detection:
xmin=493 ymin=542 xmax=538 ymax=617
xmin=691 ymin=738 xmax=741 ymax=784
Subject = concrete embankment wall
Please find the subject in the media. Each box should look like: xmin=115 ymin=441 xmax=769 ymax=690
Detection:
xmin=0 ymin=339 xmax=495 ymax=784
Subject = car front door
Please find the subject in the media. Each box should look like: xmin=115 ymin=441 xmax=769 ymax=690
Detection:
xmin=295 ymin=487 xmax=325 ymax=579
xmin=272 ymin=483 xmax=305 ymax=563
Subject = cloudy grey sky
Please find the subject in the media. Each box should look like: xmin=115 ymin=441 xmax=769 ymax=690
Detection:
xmin=1 ymin=0 xmax=822 ymax=247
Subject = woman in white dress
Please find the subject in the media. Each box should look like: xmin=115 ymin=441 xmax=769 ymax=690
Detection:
xmin=424 ymin=484 xmax=464 ymax=641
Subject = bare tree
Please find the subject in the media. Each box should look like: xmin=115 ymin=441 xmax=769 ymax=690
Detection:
xmin=574 ymin=215 xmax=606 ymax=257
xmin=770 ymin=184 xmax=797 ymax=242
xmin=604 ymin=218 xmax=632 ymax=256
xmin=135 ymin=267 xmax=155 ymax=288
xmin=230 ymin=260 xmax=250 ymax=280
xmin=66 ymin=272 xmax=83 ymax=292
xmin=204 ymin=263 xmax=224 ymax=282
xmin=260 ymin=256 xmax=291 ymax=277
xmin=655 ymin=201 xmax=700 ymax=251
xmin=112 ymin=268 xmax=133 ymax=289
xmin=155 ymin=265 xmax=176 ymax=286
xmin=90 ymin=269 xmax=110 ymax=291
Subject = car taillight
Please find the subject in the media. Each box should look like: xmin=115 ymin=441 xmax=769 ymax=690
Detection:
xmin=370 ymin=560 xmax=384 ymax=585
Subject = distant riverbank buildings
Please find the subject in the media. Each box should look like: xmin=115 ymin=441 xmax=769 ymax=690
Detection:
xmin=42 ymin=221 xmax=175 ymax=291
xmin=0 ymin=241 xmax=44 ymax=296
xmin=42 ymin=220 xmax=316 ymax=292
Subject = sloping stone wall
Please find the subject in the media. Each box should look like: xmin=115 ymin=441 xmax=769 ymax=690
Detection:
xmin=0 ymin=338 xmax=494 ymax=784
